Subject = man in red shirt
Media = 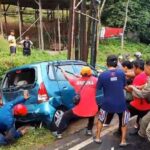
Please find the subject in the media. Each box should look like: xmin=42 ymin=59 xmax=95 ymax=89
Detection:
xmin=127 ymin=60 xmax=150 ymax=131
xmin=54 ymin=67 xmax=98 ymax=139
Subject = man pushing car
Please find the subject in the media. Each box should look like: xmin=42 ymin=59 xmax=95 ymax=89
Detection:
xmin=54 ymin=66 xmax=98 ymax=139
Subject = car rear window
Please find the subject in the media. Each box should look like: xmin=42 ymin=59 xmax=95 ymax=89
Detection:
xmin=2 ymin=68 xmax=35 ymax=89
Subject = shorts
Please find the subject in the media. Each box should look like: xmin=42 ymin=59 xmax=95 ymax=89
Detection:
xmin=98 ymin=108 xmax=130 ymax=126
xmin=10 ymin=46 xmax=16 ymax=54
xmin=23 ymin=48 xmax=31 ymax=56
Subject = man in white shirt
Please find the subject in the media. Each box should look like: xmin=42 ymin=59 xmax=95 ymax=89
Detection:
xmin=8 ymin=30 xmax=16 ymax=55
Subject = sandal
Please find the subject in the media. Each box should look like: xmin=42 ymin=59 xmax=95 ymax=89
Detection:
xmin=119 ymin=142 xmax=130 ymax=147
xmin=94 ymin=138 xmax=102 ymax=144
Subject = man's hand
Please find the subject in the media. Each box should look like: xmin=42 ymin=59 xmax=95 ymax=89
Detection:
xmin=60 ymin=68 xmax=65 ymax=74
xmin=125 ymin=85 xmax=133 ymax=92
xmin=18 ymin=126 xmax=30 ymax=135
xmin=128 ymin=85 xmax=134 ymax=91
xmin=23 ymin=90 xmax=29 ymax=100
xmin=136 ymin=85 xmax=145 ymax=90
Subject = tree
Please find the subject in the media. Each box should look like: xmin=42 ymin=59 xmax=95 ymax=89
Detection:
xmin=101 ymin=0 xmax=150 ymax=44
xmin=121 ymin=0 xmax=130 ymax=49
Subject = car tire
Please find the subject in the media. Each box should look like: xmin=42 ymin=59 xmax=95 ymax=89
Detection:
xmin=49 ymin=106 xmax=67 ymax=131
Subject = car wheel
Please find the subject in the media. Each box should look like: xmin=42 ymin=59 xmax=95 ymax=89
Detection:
xmin=50 ymin=107 xmax=66 ymax=131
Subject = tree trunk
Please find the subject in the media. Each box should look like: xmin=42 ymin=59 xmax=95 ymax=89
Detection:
xmin=121 ymin=0 xmax=130 ymax=50
xmin=96 ymin=0 xmax=107 ymax=54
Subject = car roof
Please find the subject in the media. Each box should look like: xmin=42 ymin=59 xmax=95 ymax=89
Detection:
xmin=6 ymin=60 xmax=88 ymax=73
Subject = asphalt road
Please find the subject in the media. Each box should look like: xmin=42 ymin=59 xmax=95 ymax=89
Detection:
xmin=42 ymin=116 xmax=150 ymax=150
xmin=81 ymin=129 xmax=150 ymax=150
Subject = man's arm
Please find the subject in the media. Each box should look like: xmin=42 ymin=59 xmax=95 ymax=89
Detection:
xmin=30 ymin=41 xmax=33 ymax=45
xmin=11 ymin=90 xmax=29 ymax=107
xmin=129 ymin=81 xmax=150 ymax=101
xmin=60 ymin=68 xmax=76 ymax=87
xmin=125 ymin=71 xmax=135 ymax=78
xmin=19 ymin=40 xmax=24 ymax=44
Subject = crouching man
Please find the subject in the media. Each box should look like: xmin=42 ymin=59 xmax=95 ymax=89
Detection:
xmin=0 ymin=90 xmax=29 ymax=145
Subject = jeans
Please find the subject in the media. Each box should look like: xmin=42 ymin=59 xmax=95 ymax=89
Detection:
xmin=0 ymin=127 xmax=22 ymax=145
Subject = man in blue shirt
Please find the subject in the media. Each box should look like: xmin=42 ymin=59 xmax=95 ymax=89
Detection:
xmin=94 ymin=55 xmax=130 ymax=147
xmin=0 ymin=91 xmax=29 ymax=145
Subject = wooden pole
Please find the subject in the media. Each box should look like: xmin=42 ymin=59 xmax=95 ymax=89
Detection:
xmin=80 ymin=0 xmax=87 ymax=61
xmin=75 ymin=1 xmax=80 ymax=60
xmin=0 ymin=3 xmax=4 ymax=37
xmin=17 ymin=0 xmax=22 ymax=40
xmin=39 ymin=0 xmax=44 ymax=50
xmin=68 ymin=0 xmax=76 ymax=59
xmin=54 ymin=24 xmax=56 ymax=51
xmin=57 ymin=5 xmax=61 ymax=52
xmin=20 ymin=7 xmax=23 ymax=27
xmin=35 ymin=10 xmax=41 ymax=49
xmin=87 ymin=7 xmax=92 ymax=63
xmin=0 ymin=22 xmax=4 ymax=37
xmin=90 ymin=0 xmax=99 ymax=68
xmin=3 ymin=4 xmax=8 ymax=35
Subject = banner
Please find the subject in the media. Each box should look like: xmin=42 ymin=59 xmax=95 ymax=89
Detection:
xmin=100 ymin=27 xmax=123 ymax=39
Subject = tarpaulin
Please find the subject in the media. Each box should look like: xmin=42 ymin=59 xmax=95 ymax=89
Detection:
xmin=100 ymin=27 xmax=123 ymax=39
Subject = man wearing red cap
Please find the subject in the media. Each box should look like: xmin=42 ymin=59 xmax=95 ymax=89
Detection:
xmin=0 ymin=90 xmax=29 ymax=145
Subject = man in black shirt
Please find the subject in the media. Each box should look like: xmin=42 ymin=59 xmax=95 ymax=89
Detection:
xmin=20 ymin=36 xmax=33 ymax=56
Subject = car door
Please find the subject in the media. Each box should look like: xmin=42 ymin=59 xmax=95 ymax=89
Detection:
xmin=53 ymin=64 xmax=75 ymax=109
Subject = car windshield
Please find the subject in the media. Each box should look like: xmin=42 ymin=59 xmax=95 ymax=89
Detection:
xmin=2 ymin=68 xmax=35 ymax=89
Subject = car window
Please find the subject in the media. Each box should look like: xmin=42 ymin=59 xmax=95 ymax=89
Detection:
xmin=54 ymin=64 xmax=98 ymax=80
xmin=48 ymin=65 xmax=55 ymax=80
xmin=54 ymin=65 xmax=75 ymax=80
xmin=2 ymin=68 xmax=35 ymax=89
xmin=74 ymin=64 xmax=98 ymax=77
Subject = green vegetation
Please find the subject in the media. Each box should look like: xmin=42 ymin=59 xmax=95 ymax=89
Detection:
xmin=0 ymin=127 xmax=54 ymax=150
xmin=102 ymin=0 xmax=150 ymax=43
xmin=97 ymin=39 xmax=150 ymax=66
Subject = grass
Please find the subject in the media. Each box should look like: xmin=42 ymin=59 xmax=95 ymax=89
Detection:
xmin=0 ymin=36 xmax=150 ymax=149
xmin=96 ymin=38 xmax=150 ymax=66
xmin=0 ymin=127 xmax=55 ymax=150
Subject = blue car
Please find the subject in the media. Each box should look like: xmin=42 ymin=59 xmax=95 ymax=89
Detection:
xmin=0 ymin=60 xmax=103 ymax=130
